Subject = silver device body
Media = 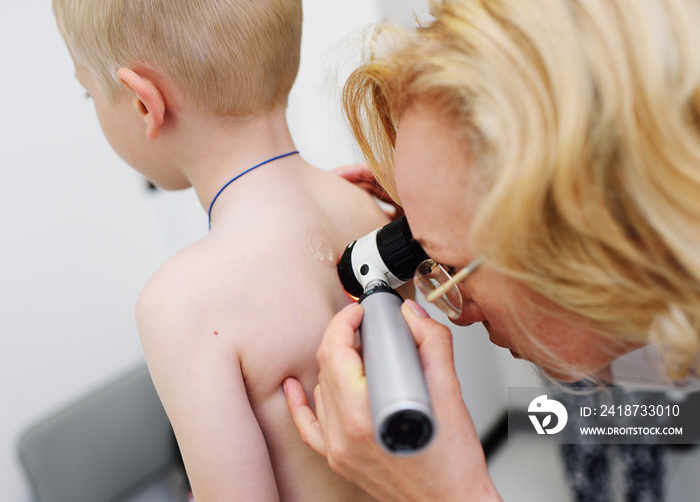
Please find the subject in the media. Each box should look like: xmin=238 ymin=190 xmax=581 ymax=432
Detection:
xmin=359 ymin=282 xmax=434 ymax=454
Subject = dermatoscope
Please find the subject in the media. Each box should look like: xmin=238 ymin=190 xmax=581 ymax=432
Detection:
xmin=337 ymin=216 xmax=434 ymax=455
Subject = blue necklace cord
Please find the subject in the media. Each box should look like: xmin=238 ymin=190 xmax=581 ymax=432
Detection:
xmin=207 ymin=150 xmax=299 ymax=229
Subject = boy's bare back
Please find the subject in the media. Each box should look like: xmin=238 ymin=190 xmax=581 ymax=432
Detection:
xmin=53 ymin=0 xmax=388 ymax=497
xmin=137 ymin=157 xmax=385 ymax=500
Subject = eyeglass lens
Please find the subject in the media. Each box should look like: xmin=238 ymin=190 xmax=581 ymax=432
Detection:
xmin=414 ymin=260 xmax=463 ymax=320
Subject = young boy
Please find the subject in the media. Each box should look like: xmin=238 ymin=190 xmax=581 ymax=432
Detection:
xmin=53 ymin=1 xmax=388 ymax=500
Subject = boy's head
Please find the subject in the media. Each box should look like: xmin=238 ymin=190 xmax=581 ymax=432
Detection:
xmin=54 ymin=0 xmax=302 ymax=117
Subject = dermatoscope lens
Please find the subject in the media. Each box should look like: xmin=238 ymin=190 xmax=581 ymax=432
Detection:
xmin=414 ymin=259 xmax=463 ymax=320
xmin=380 ymin=409 xmax=434 ymax=453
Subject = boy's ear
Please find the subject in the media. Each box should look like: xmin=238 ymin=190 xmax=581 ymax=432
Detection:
xmin=116 ymin=67 xmax=166 ymax=140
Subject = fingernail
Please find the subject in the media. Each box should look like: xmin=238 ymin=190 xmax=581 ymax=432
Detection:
xmin=282 ymin=378 xmax=289 ymax=395
xmin=404 ymin=299 xmax=430 ymax=318
xmin=342 ymin=302 xmax=359 ymax=310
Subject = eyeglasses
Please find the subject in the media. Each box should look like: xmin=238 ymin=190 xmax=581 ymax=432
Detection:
xmin=413 ymin=254 xmax=486 ymax=320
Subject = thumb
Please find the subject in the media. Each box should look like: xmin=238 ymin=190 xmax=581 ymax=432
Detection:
xmin=401 ymin=300 xmax=454 ymax=355
xmin=401 ymin=299 xmax=463 ymax=400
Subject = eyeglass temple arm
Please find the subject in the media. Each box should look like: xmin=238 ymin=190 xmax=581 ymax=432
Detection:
xmin=424 ymin=254 xmax=486 ymax=303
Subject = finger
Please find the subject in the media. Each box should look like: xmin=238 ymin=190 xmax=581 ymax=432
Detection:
xmin=313 ymin=383 xmax=326 ymax=427
xmin=315 ymin=305 xmax=374 ymax=453
xmin=316 ymin=368 xmax=377 ymax=482
xmin=401 ymin=300 xmax=456 ymax=374
xmin=333 ymin=164 xmax=374 ymax=182
xmin=333 ymin=164 xmax=404 ymax=217
xmin=317 ymin=303 xmax=364 ymax=358
xmin=316 ymin=305 xmax=369 ymax=403
xmin=400 ymin=300 xmax=437 ymax=345
xmin=365 ymin=184 xmax=401 ymax=208
xmin=283 ymin=377 xmax=327 ymax=456
xmin=313 ymin=382 xmax=332 ymax=445
xmin=400 ymin=301 xmax=463 ymax=400
xmin=357 ymin=181 xmax=390 ymax=200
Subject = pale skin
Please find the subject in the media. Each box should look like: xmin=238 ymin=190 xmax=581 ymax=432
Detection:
xmin=284 ymin=101 xmax=643 ymax=500
xmin=73 ymin=59 xmax=389 ymax=501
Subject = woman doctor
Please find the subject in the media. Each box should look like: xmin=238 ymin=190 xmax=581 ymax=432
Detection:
xmin=284 ymin=0 xmax=700 ymax=500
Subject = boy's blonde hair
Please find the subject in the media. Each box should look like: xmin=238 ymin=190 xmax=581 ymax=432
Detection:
xmin=54 ymin=0 xmax=302 ymax=117
xmin=344 ymin=0 xmax=700 ymax=379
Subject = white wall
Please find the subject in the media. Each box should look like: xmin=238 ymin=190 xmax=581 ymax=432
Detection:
xmin=1 ymin=4 xmax=190 ymax=498
xmin=1 ymin=1 xmax=535 ymax=499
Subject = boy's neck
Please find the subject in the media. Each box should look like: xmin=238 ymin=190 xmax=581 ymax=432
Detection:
xmin=177 ymin=106 xmax=298 ymax=215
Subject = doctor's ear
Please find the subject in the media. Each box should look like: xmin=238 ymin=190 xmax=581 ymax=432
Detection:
xmin=116 ymin=67 xmax=165 ymax=140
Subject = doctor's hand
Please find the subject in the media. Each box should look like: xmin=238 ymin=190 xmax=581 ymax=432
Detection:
xmin=334 ymin=164 xmax=404 ymax=219
xmin=284 ymin=301 xmax=501 ymax=502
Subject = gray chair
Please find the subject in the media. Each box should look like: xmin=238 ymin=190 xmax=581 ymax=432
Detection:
xmin=18 ymin=363 xmax=188 ymax=502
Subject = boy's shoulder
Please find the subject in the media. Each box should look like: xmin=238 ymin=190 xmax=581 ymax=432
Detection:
xmin=135 ymin=235 xmax=264 ymax=353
